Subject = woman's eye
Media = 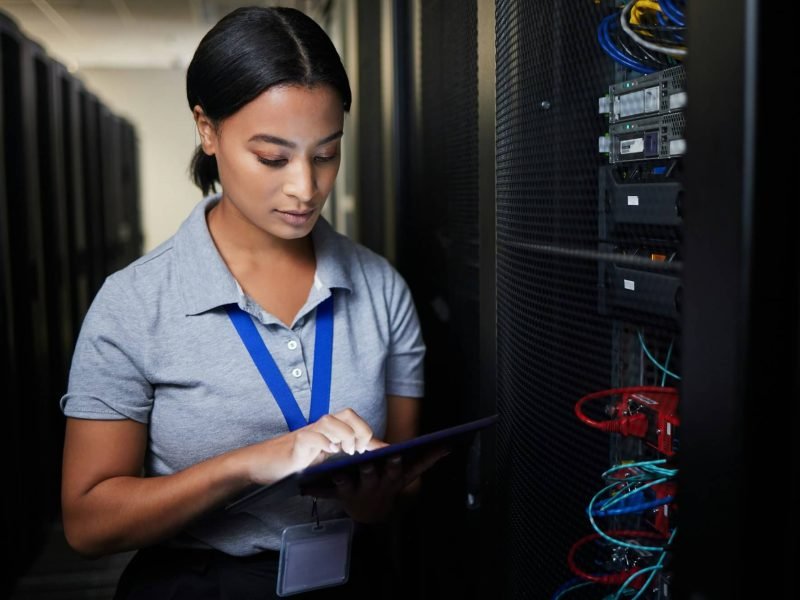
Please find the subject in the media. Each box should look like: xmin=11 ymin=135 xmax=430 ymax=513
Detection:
xmin=257 ymin=157 xmax=287 ymax=168
xmin=314 ymin=154 xmax=338 ymax=164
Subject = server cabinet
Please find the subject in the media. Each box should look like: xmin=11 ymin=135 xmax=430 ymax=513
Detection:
xmin=0 ymin=13 xmax=23 ymax=598
xmin=0 ymin=16 xmax=53 ymax=589
xmin=373 ymin=0 xmax=792 ymax=596
xmin=677 ymin=1 xmax=796 ymax=597
xmin=98 ymin=107 xmax=126 ymax=274
xmin=494 ymin=2 xmax=619 ymax=596
xmin=80 ymin=90 xmax=106 ymax=296
xmin=2 ymin=8 xmax=142 ymax=591
xmin=60 ymin=71 xmax=90 ymax=338
xmin=33 ymin=45 xmax=72 ymax=506
xmin=119 ymin=119 xmax=142 ymax=266
xmin=390 ymin=0 xmax=495 ymax=597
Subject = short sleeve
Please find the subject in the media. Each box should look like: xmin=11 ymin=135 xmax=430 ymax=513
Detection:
xmin=60 ymin=275 xmax=153 ymax=423
xmin=385 ymin=270 xmax=425 ymax=398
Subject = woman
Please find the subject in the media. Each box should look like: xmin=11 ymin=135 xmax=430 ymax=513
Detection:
xmin=60 ymin=6 xmax=426 ymax=598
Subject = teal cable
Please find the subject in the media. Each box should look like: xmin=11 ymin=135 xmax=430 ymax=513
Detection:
xmin=613 ymin=529 xmax=677 ymax=600
xmin=660 ymin=339 xmax=674 ymax=386
xmin=587 ymin=482 xmax=670 ymax=552
xmin=603 ymin=459 xmax=675 ymax=480
xmin=637 ymin=331 xmax=681 ymax=380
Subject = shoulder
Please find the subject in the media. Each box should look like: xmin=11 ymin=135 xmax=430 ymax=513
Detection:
xmin=313 ymin=217 xmax=393 ymax=275
xmin=84 ymin=235 xmax=183 ymax=338
xmin=320 ymin=223 xmax=407 ymax=295
xmin=104 ymin=236 xmax=178 ymax=302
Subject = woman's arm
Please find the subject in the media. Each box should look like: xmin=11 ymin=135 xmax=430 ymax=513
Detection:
xmin=384 ymin=394 xmax=420 ymax=444
xmin=61 ymin=409 xmax=377 ymax=557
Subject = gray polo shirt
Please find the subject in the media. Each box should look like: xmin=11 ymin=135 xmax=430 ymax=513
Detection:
xmin=60 ymin=193 xmax=425 ymax=555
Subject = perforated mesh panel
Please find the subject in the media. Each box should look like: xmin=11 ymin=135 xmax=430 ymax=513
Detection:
xmin=494 ymin=1 xmax=668 ymax=596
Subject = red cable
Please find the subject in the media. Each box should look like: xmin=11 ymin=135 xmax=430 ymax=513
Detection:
xmin=566 ymin=530 xmax=666 ymax=585
xmin=574 ymin=386 xmax=674 ymax=436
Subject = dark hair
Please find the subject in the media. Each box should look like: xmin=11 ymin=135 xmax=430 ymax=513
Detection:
xmin=186 ymin=7 xmax=352 ymax=195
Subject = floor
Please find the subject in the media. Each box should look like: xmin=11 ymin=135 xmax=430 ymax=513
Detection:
xmin=9 ymin=520 xmax=134 ymax=600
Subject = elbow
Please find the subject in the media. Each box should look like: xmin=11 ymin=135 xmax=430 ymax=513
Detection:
xmin=61 ymin=502 xmax=121 ymax=558
xmin=62 ymin=516 xmax=106 ymax=558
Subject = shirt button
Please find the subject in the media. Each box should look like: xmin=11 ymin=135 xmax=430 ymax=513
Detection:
xmin=287 ymin=340 xmax=298 ymax=350
xmin=291 ymin=368 xmax=303 ymax=378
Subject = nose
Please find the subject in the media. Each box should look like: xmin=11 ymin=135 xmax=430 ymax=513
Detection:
xmin=282 ymin=159 xmax=317 ymax=202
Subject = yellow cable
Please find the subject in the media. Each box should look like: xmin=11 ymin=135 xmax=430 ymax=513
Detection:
xmin=631 ymin=0 xmax=662 ymax=26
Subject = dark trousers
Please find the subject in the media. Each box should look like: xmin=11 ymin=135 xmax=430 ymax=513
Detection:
xmin=114 ymin=528 xmax=394 ymax=599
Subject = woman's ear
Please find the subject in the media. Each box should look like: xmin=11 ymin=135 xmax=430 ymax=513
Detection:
xmin=193 ymin=105 xmax=217 ymax=156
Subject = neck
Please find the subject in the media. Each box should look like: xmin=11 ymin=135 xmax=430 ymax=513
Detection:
xmin=207 ymin=196 xmax=314 ymax=266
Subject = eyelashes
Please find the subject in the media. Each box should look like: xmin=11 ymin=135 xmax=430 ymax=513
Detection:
xmin=257 ymin=154 xmax=339 ymax=168
xmin=257 ymin=157 xmax=288 ymax=167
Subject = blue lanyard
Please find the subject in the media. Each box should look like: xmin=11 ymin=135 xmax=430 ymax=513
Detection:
xmin=225 ymin=295 xmax=334 ymax=431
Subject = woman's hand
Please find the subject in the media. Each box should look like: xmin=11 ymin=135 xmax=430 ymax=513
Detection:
xmin=242 ymin=408 xmax=382 ymax=485
xmin=306 ymin=444 xmax=451 ymax=524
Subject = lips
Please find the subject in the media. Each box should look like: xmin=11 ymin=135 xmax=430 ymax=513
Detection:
xmin=275 ymin=208 xmax=315 ymax=226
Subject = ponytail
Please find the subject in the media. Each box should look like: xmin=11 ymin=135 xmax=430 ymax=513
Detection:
xmin=190 ymin=145 xmax=219 ymax=196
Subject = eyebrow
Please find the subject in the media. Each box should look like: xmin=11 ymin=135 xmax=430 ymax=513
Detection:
xmin=248 ymin=130 xmax=343 ymax=148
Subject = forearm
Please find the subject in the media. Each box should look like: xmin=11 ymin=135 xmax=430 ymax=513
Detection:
xmin=62 ymin=411 xmax=369 ymax=556
xmin=63 ymin=447 xmax=254 ymax=557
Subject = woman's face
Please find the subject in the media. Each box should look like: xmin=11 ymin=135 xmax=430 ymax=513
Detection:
xmin=197 ymin=84 xmax=344 ymax=242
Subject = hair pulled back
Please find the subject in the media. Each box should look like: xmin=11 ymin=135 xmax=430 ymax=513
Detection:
xmin=186 ymin=7 xmax=351 ymax=195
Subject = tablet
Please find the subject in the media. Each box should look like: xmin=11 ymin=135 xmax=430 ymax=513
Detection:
xmin=225 ymin=413 xmax=498 ymax=514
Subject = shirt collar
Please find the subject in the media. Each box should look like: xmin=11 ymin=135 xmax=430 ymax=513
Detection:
xmin=175 ymin=194 xmax=353 ymax=316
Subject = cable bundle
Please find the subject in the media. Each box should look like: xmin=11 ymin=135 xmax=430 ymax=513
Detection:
xmin=597 ymin=1 xmax=687 ymax=74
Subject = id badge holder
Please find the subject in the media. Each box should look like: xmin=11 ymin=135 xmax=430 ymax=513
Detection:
xmin=276 ymin=499 xmax=354 ymax=597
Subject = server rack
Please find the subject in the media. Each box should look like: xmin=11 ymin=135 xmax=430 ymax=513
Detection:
xmin=1 ymin=9 xmax=142 ymax=591
xmin=394 ymin=0 xmax=691 ymax=597
xmin=1 ymin=16 xmax=53 ymax=591
xmin=676 ymin=1 xmax=796 ymax=597
xmin=494 ymin=3 xmax=618 ymax=596
xmin=60 ymin=70 xmax=90 ymax=339
xmin=33 ymin=43 xmax=73 ymax=507
xmin=119 ymin=119 xmax=142 ymax=265
xmin=99 ymin=106 xmax=125 ymax=274
xmin=80 ymin=90 xmax=106 ymax=297
xmin=0 ymin=12 xmax=23 ymax=597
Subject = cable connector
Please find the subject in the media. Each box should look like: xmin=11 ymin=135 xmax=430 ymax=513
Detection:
xmin=575 ymin=386 xmax=679 ymax=454
xmin=600 ymin=412 xmax=648 ymax=437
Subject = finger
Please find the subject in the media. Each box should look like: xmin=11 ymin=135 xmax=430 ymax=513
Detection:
xmin=295 ymin=430 xmax=342 ymax=461
xmin=402 ymin=446 xmax=451 ymax=485
xmin=331 ymin=472 xmax=356 ymax=500
xmin=358 ymin=462 xmax=379 ymax=493
xmin=309 ymin=414 xmax=358 ymax=455
xmin=332 ymin=409 xmax=374 ymax=454
xmin=384 ymin=455 xmax=404 ymax=485
xmin=366 ymin=437 xmax=389 ymax=451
